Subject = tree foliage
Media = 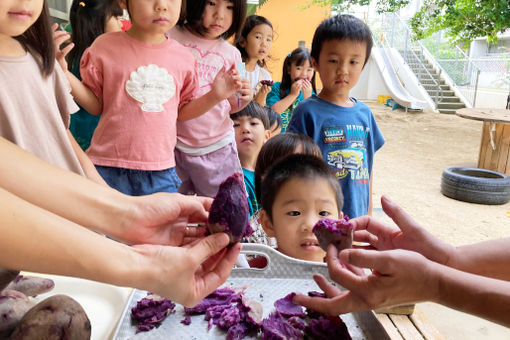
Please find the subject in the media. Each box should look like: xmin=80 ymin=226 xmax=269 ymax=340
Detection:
xmin=304 ymin=0 xmax=510 ymax=44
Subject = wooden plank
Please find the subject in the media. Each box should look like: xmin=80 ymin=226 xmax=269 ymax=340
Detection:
xmin=375 ymin=313 xmax=404 ymax=340
xmin=488 ymin=122 xmax=503 ymax=172
xmin=410 ymin=307 xmax=446 ymax=340
xmin=456 ymin=108 xmax=510 ymax=123
xmin=389 ymin=314 xmax=424 ymax=340
xmin=375 ymin=304 xmax=415 ymax=315
xmin=478 ymin=122 xmax=490 ymax=169
xmin=496 ymin=124 xmax=510 ymax=175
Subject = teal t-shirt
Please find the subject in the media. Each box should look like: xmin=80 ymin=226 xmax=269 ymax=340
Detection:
xmin=266 ymin=81 xmax=310 ymax=132
xmin=242 ymin=168 xmax=259 ymax=217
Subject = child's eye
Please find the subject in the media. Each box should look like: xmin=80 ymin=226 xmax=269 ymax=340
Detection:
xmin=319 ymin=211 xmax=331 ymax=217
xmin=351 ymin=60 xmax=359 ymax=65
xmin=233 ymin=123 xmax=240 ymax=127
xmin=250 ymin=122 xmax=259 ymax=126
xmin=287 ymin=211 xmax=300 ymax=216
xmin=207 ymin=1 xmax=215 ymax=6
xmin=227 ymin=5 xmax=234 ymax=10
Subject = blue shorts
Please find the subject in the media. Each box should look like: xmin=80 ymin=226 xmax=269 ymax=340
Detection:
xmin=96 ymin=166 xmax=181 ymax=196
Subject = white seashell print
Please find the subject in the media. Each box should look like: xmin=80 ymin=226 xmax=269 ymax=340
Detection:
xmin=125 ymin=64 xmax=176 ymax=112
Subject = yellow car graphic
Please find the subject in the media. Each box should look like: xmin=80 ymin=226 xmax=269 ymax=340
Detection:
xmin=327 ymin=149 xmax=364 ymax=171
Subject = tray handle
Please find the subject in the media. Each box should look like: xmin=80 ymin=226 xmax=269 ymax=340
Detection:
xmin=232 ymin=243 xmax=332 ymax=280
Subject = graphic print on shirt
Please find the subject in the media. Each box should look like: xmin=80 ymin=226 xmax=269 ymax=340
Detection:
xmin=323 ymin=124 xmax=370 ymax=184
xmin=187 ymin=45 xmax=226 ymax=90
xmin=125 ymin=64 xmax=175 ymax=113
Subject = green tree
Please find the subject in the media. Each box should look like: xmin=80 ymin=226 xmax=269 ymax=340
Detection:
xmin=308 ymin=0 xmax=510 ymax=44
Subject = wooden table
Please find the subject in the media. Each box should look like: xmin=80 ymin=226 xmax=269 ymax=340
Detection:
xmin=456 ymin=108 xmax=510 ymax=175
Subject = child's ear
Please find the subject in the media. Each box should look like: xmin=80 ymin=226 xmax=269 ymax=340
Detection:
xmin=118 ymin=0 xmax=128 ymax=10
xmin=263 ymin=129 xmax=271 ymax=142
xmin=312 ymin=57 xmax=319 ymax=72
xmin=260 ymin=210 xmax=276 ymax=237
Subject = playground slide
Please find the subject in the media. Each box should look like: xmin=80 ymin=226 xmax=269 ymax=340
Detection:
xmin=371 ymin=47 xmax=428 ymax=110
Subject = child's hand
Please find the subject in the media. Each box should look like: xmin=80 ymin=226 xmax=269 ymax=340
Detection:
xmin=302 ymin=79 xmax=313 ymax=99
xmin=52 ymin=23 xmax=74 ymax=72
xmin=254 ymin=84 xmax=271 ymax=106
xmin=211 ymin=66 xmax=242 ymax=101
xmin=237 ymin=78 xmax=253 ymax=103
xmin=290 ymin=79 xmax=303 ymax=97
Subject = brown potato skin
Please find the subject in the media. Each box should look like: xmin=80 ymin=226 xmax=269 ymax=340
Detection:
xmin=10 ymin=294 xmax=91 ymax=340
xmin=0 ymin=290 xmax=32 ymax=338
xmin=5 ymin=276 xmax=55 ymax=297
xmin=0 ymin=268 xmax=20 ymax=291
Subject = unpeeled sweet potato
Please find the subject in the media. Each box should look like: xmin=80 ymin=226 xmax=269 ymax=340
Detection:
xmin=0 ymin=290 xmax=33 ymax=338
xmin=10 ymin=294 xmax=91 ymax=340
xmin=5 ymin=275 xmax=55 ymax=297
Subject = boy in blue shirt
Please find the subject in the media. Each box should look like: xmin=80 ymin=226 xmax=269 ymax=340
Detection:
xmin=231 ymin=102 xmax=271 ymax=216
xmin=288 ymin=14 xmax=385 ymax=219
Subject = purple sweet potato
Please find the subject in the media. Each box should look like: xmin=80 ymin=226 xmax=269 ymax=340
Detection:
xmin=10 ymin=294 xmax=91 ymax=340
xmin=312 ymin=217 xmax=354 ymax=252
xmin=0 ymin=268 xmax=20 ymax=291
xmin=0 ymin=290 xmax=33 ymax=338
xmin=5 ymin=275 xmax=55 ymax=297
xmin=207 ymin=173 xmax=253 ymax=244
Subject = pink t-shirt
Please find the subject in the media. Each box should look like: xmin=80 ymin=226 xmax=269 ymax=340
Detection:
xmin=168 ymin=26 xmax=241 ymax=148
xmin=81 ymin=32 xmax=199 ymax=170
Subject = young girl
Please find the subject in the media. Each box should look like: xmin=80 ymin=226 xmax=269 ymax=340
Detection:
xmin=266 ymin=47 xmax=316 ymax=131
xmin=67 ymin=0 xmax=124 ymax=151
xmin=56 ymin=0 xmax=242 ymax=196
xmin=0 ymin=0 xmax=106 ymax=185
xmin=167 ymin=0 xmax=253 ymax=198
xmin=235 ymin=15 xmax=273 ymax=107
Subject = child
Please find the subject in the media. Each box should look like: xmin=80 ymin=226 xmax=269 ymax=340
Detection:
xmin=235 ymin=15 xmax=273 ymax=107
xmin=258 ymin=154 xmax=344 ymax=263
xmin=231 ymin=102 xmax=271 ymax=216
xmin=287 ymin=14 xmax=385 ymax=219
xmin=265 ymin=106 xmax=282 ymax=137
xmin=244 ymin=132 xmax=321 ymax=247
xmin=266 ymin=47 xmax=316 ymax=131
xmin=0 ymin=0 xmax=106 ymax=185
xmin=56 ymin=0 xmax=243 ymax=196
xmin=167 ymin=0 xmax=253 ymax=198
xmin=67 ymin=0 xmax=124 ymax=151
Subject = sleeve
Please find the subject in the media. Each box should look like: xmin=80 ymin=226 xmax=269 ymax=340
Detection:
xmin=370 ymin=111 xmax=385 ymax=152
xmin=179 ymin=60 xmax=199 ymax=108
xmin=80 ymin=47 xmax=104 ymax=100
xmin=266 ymin=82 xmax=281 ymax=107
xmin=53 ymin=63 xmax=80 ymax=128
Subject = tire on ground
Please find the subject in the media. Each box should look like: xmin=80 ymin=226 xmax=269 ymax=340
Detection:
xmin=441 ymin=167 xmax=510 ymax=205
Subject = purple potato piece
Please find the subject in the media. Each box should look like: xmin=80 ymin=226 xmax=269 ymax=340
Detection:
xmin=312 ymin=217 xmax=354 ymax=252
xmin=5 ymin=275 xmax=55 ymax=297
xmin=0 ymin=290 xmax=33 ymax=338
xmin=305 ymin=316 xmax=352 ymax=340
xmin=131 ymin=294 xmax=175 ymax=333
xmin=260 ymin=312 xmax=304 ymax=340
xmin=0 ymin=268 xmax=20 ymax=291
xmin=10 ymin=294 xmax=91 ymax=340
xmin=207 ymin=173 xmax=253 ymax=244
xmin=274 ymin=293 xmax=305 ymax=317
xmin=260 ymin=80 xmax=274 ymax=86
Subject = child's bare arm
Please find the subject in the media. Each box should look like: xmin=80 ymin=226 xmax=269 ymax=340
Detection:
xmin=178 ymin=91 xmax=223 ymax=121
xmin=254 ymin=84 xmax=271 ymax=106
xmin=53 ymin=25 xmax=103 ymax=116
xmin=67 ymin=131 xmax=108 ymax=186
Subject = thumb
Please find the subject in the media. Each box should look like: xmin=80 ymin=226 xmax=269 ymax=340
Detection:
xmin=189 ymin=233 xmax=230 ymax=262
xmin=339 ymin=249 xmax=390 ymax=274
xmin=381 ymin=195 xmax=419 ymax=234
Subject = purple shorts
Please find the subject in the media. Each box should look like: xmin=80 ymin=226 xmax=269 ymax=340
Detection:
xmin=175 ymin=142 xmax=243 ymax=197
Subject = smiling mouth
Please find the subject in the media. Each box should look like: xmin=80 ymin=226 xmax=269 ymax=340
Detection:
xmin=301 ymin=240 xmax=319 ymax=247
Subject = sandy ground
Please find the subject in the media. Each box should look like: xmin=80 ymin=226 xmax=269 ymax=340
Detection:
xmin=367 ymin=101 xmax=510 ymax=339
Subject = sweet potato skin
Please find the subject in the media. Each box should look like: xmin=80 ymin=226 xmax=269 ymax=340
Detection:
xmin=0 ymin=290 xmax=33 ymax=338
xmin=10 ymin=294 xmax=91 ymax=340
xmin=4 ymin=275 xmax=55 ymax=297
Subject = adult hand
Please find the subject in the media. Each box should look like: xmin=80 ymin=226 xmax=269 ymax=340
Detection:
xmin=351 ymin=195 xmax=454 ymax=265
xmin=116 ymin=193 xmax=212 ymax=246
xmin=132 ymin=233 xmax=241 ymax=307
xmin=293 ymin=245 xmax=440 ymax=315
xmin=51 ymin=23 xmax=73 ymax=72
xmin=301 ymin=79 xmax=313 ymax=99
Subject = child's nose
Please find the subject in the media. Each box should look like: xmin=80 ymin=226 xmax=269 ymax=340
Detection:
xmin=155 ymin=0 xmax=167 ymax=11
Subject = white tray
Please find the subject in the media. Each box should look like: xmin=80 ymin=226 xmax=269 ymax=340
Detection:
xmin=113 ymin=244 xmax=390 ymax=339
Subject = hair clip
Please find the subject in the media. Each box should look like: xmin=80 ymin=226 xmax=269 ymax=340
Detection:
xmin=79 ymin=1 xmax=86 ymax=7
xmin=288 ymin=53 xmax=292 ymax=57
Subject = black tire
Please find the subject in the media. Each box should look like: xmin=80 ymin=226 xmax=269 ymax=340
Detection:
xmin=441 ymin=167 xmax=510 ymax=205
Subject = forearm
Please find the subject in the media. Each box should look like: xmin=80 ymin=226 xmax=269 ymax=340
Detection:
xmin=0 ymin=137 xmax=128 ymax=236
xmin=447 ymin=238 xmax=510 ymax=281
xmin=178 ymin=92 xmax=220 ymax=121
xmin=67 ymin=130 xmax=108 ymax=186
xmin=0 ymin=187 xmax=137 ymax=288
xmin=435 ymin=263 xmax=510 ymax=327
xmin=271 ymin=94 xmax=298 ymax=114
xmin=65 ymin=70 xmax=103 ymax=115
xmin=254 ymin=91 xmax=268 ymax=106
